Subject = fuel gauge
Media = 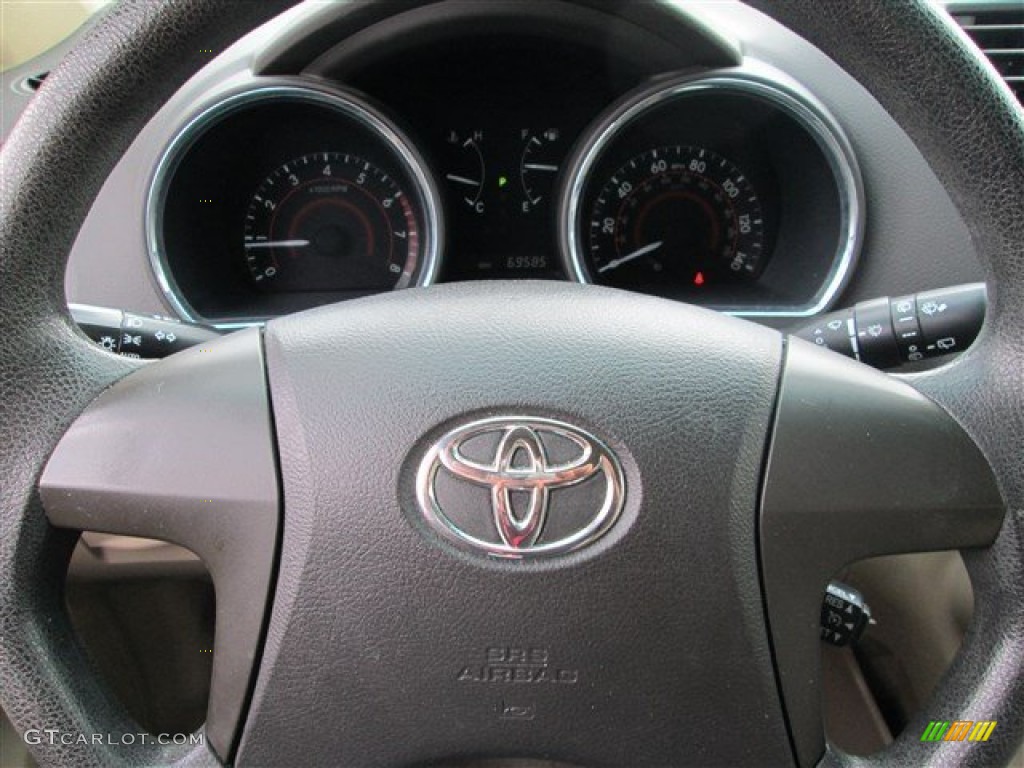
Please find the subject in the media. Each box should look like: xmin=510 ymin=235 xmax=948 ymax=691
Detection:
xmin=439 ymin=126 xmax=568 ymax=281
xmin=519 ymin=128 xmax=563 ymax=214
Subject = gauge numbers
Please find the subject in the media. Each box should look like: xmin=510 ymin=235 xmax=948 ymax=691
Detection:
xmin=585 ymin=146 xmax=766 ymax=288
xmin=244 ymin=152 xmax=420 ymax=293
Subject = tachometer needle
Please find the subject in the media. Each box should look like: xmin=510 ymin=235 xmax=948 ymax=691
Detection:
xmin=244 ymin=239 xmax=310 ymax=249
xmin=597 ymin=241 xmax=664 ymax=273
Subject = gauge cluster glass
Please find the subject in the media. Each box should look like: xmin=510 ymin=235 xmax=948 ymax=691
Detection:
xmin=436 ymin=126 xmax=567 ymax=279
xmin=586 ymin=145 xmax=768 ymax=288
xmin=559 ymin=71 xmax=863 ymax=315
xmin=149 ymin=82 xmax=440 ymax=324
xmin=338 ymin=32 xmax=646 ymax=284
xmin=149 ymin=29 xmax=862 ymax=324
xmin=242 ymin=152 xmax=421 ymax=291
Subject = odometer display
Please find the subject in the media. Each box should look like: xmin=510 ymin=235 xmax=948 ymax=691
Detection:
xmin=585 ymin=146 xmax=766 ymax=289
xmin=244 ymin=152 xmax=420 ymax=293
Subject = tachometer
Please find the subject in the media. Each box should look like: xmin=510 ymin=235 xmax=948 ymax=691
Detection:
xmin=149 ymin=81 xmax=443 ymax=323
xmin=244 ymin=152 xmax=420 ymax=292
xmin=585 ymin=146 xmax=766 ymax=288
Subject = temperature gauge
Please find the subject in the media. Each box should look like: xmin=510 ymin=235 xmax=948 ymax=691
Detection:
xmin=445 ymin=129 xmax=486 ymax=214
xmin=439 ymin=126 xmax=568 ymax=281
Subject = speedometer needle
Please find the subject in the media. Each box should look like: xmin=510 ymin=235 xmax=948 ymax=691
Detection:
xmin=244 ymin=239 xmax=310 ymax=249
xmin=597 ymin=241 xmax=663 ymax=273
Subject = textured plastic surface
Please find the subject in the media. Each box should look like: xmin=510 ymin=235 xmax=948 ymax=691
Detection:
xmin=39 ymin=329 xmax=280 ymax=761
xmin=240 ymin=281 xmax=791 ymax=767
xmin=743 ymin=2 xmax=1024 ymax=765
xmin=0 ymin=1 xmax=292 ymax=765
xmin=761 ymin=338 xmax=1004 ymax=766
xmin=305 ymin=0 xmax=739 ymax=81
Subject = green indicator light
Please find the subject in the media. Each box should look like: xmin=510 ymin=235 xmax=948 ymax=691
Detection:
xmin=498 ymin=175 xmax=508 ymax=188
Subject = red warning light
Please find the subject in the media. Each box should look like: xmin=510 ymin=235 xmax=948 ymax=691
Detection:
xmin=694 ymin=271 xmax=705 ymax=286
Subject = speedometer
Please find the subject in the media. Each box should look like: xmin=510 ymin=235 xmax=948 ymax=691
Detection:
xmin=586 ymin=146 xmax=766 ymax=288
xmin=559 ymin=69 xmax=864 ymax=315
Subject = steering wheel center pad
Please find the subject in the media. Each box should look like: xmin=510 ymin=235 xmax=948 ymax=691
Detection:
xmin=245 ymin=281 xmax=789 ymax=766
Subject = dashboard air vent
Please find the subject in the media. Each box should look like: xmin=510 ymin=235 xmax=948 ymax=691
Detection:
xmin=950 ymin=4 xmax=1024 ymax=105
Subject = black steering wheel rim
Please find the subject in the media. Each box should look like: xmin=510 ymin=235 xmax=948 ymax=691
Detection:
xmin=1 ymin=2 xmax=1022 ymax=767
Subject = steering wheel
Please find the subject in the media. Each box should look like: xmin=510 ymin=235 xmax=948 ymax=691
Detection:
xmin=2 ymin=1 xmax=1022 ymax=766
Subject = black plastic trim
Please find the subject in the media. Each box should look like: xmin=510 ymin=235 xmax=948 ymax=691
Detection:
xmin=39 ymin=328 xmax=280 ymax=762
xmin=760 ymin=339 xmax=1005 ymax=766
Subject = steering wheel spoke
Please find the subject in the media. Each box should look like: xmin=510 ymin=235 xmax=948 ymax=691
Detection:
xmin=38 ymin=329 xmax=279 ymax=762
xmin=760 ymin=339 xmax=1005 ymax=766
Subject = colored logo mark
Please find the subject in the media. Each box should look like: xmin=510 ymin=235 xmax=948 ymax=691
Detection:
xmin=921 ymin=720 xmax=997 ymax=742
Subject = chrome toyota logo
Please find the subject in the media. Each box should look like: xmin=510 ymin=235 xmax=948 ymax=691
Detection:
xmin=416 ymin=417 xmax=625 ymax=558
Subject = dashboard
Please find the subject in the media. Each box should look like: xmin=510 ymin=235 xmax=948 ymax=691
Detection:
xmin=150 ymin=7 xmax=859 ymax=325
xmin=51 ymin=0 xmax=986 ymax=332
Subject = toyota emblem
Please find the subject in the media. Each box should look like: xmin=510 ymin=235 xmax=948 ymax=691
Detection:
xmin=415 ymin=416 xmax=625 ymax=558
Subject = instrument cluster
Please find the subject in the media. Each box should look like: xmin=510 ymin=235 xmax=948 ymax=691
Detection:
xmin=150 ymin=34 xmax=862 ymax=325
